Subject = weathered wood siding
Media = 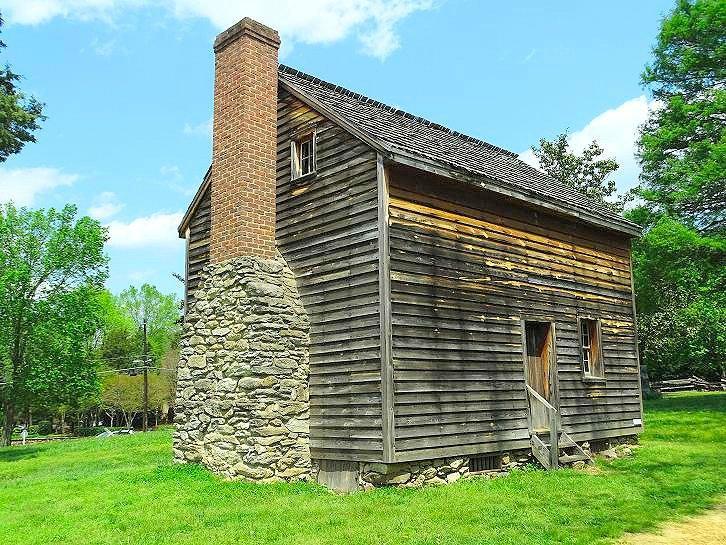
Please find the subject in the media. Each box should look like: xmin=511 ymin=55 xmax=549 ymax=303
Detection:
xmin=276 ymin=89 xmax=384 ymax=461
xmin=186 ymin=184 xmax=211 ymax=301
xmin=386 ymin=165 xmax=641 ymax=463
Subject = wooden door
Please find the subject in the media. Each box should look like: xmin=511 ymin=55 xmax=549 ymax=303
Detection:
xmin=524 ymin=321 xmax=554 ymax=431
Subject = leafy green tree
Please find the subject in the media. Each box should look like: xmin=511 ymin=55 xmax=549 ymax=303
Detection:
xmin=101 ymin=374 xmax=142 ymax=429
xmin=95 ymin=289 xmax=139 ymax=369
xmin=0 ymin=13 xmax=45 ymax=162
xmin=116 ymin=284 xmax=181 ymax=364
xmin=23 ymin=286 xmax=105 ymax=418
xmin=638 ymin=0 xmax=725 ymax=233
xmin=531 ymin=132 xmax=633 ymax=212
xmin=0 ymin=203 xmax=108 ymax=445
xmin=628 ymin=214 xmax=725 ymax=380
xmin=101 ymin=372 xmax=171 ymax=429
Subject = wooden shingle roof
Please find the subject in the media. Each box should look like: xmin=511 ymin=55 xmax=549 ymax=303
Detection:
xmin=278 ymin=65 xmax=641 ymax=237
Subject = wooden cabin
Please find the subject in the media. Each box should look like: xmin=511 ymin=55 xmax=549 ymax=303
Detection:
xmin=177 ymin=19 xmax=643 ymax=488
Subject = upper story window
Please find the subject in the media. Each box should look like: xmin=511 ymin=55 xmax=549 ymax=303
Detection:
xmin=291 ymin=132 xmax=316 ymax=180
xmin=579 ymin=318 xmax=604 ymax=379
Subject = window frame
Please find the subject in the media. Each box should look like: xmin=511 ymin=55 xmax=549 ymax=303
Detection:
xmin=291 ymin=130 xmax=317 ymax=181
xmin=578 ymin=317 xmax=605 ymax=382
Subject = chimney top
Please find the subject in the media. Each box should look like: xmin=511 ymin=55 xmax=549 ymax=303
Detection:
xmin=214 ymin=17 xmax=281 ymax=53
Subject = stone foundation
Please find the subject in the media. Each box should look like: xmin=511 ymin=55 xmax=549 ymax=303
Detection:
xmin=358 ymin=451 xmax=533 ymax=489
xmin=587 ymin=435 xmax=639 ymax=460
xmin=173 ymin=255 xmax=311 ymax=482
xmin=313 ymin=450 xmax=533 ymax=492
xmin=313 ymin=436 xmax=639 ymax=492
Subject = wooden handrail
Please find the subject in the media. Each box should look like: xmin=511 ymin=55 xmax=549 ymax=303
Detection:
xmin=526 ymin=384 xmax=559 ymax=469
xmin=526 ymin=385 xmax=556 ymax=412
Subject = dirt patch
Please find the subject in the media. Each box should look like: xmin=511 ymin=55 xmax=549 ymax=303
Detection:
xmin=619 ymin=502 xmax=726 ymax=544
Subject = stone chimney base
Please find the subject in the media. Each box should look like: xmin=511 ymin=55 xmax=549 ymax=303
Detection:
xmin=173 ymin=255 xmax=311 ymax=482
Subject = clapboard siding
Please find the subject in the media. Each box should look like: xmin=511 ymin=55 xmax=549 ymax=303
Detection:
xmin=387 ymin=165 xmax=641 ymax=462
xmin=276 ymin=90 xmax=383 ymax=462
xmin=186 ymin=184 xmax=211 ymax=300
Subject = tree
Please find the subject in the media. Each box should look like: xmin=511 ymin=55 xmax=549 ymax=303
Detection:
xmin=159 ymin=348 xmax=179 ymax=422
xmin=147 ymin=372 xmax=173 ymax=425
xmin=0 ymin=203 xmax=108 ymax=445
xmin=116 ymin=284 xmax=181 ymax=364
xmin=101 ymin=374 xmax=142 ymax=429
xmin=95 ymin=289 xmax=140 ymax=369
xmin=628 ymin=213 xmax=725 ymax=380
xmin=531 ymin=132 xmax=633 ymax=212
xmin=101 ymin=372 xmax=172 ymax=429
xmin=23 ymin=285 xmax=105 ymax=427
xmin=0 ymin=13 xmax=45 ymax=162
xmin=638 ymin=0 xmax=725 ymax=233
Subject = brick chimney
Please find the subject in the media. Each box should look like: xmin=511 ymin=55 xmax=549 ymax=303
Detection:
xmin=175 ymin=17 xmax=310 ymax=484
xmin=210 ymin=18 xmax=280 ymax=262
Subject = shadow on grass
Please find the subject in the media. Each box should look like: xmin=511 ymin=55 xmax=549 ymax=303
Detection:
xmin=0 ymin=446 xmax=43 ymax=462
xmin=647 ymin=392 xmax=726 ymax=414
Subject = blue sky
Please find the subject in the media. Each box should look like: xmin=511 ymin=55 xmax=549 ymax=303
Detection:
xmin=1 ymin=0 xmax=673 ymax=297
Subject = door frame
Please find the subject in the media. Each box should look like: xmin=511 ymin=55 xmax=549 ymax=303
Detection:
xmin=520 ymin=317 xmax=562 ymax=434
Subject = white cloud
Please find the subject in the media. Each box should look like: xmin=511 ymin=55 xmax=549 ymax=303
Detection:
xmin=0 ymin=167 xmax=78 ymax=206
xmin=519 ymin=96 xmax=659 ymax=191
xmin=517 ymin=148 xmax=539 ymax=169
xmin=107 ymin=211 xmax=184 ymax=249
xmin=88 ymin=191 xmax=123 ymax=219
xmin=4 ymin=0 xmax=433 ymax=59
xmin=182 ymin=118 xmax=212 ymax=137
xmin=3 ymin=0 xmax=132 ymax=25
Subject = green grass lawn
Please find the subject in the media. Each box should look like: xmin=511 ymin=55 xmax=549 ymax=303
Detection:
xmin=1 ymin=392 xmax=724 ymax=545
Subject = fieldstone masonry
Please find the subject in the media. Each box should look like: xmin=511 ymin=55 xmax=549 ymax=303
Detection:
xmin=173 ymin=255 xmax=311 ymax=482
xmin=356 ymin=450 xmax=533 ymax=489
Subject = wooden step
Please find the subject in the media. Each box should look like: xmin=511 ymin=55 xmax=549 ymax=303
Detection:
xmin=542 ymin=440 xmax=579 ymax=449
xmin=559 ymin=453 xmax=591 ymax=464
xmin=541 ymin=442 xmax=578 ymax=448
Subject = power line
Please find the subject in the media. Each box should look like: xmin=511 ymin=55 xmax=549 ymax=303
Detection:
xmin=94 ymin=355 xmax=145 ymax=364
xmin=98 ymin=365 xmax=176 ymax=375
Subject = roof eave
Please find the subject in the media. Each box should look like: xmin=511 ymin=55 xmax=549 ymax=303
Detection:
xmin=386 ymin=150 xmax=643 ymax=238
xmin=178 ymin=166 xmax=212 ymax=238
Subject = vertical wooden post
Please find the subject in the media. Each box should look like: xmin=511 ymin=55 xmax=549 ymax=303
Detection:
xmin=629 ymin=247 xmax=645 ymax=429
xmin=142 ymin=319 xmax=149 ymax=433
xmin=183 ymin=227 xmax=190 ymax=317
xmin=549 ymin=322 xmax=562 ymax=452
xmin=548 ymin=408 xmax=558 ymax=469
xmin=377 ymin=153 xmax=395 ymax=463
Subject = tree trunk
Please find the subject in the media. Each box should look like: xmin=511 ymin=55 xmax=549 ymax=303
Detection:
xmin=2 ymin=399 xmax=14 ymax=447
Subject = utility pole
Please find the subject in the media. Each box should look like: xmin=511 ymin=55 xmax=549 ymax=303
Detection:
xmin=142 ymin=319 xmax=149 ymax=433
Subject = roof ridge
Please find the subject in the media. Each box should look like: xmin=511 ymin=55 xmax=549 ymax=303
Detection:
xmin=278 ymin=64 xmax=519 ymax=159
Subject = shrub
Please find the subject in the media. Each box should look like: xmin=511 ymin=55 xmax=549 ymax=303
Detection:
xmin=36 ymin=421 xmax=53 ymax=435
xmin=76 ymin=426 xmax=105 ymax=437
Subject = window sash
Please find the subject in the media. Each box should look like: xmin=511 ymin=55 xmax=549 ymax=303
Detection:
xmin=300 ymin=139 xmax=313 ymax=174
xmin=580 ymin=319 xmax=603 ymax=378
